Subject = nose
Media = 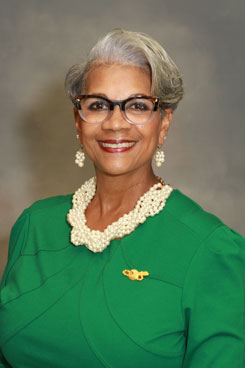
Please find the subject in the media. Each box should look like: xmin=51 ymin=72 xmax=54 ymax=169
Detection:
xmin=101 ymin=105 xmax=130 ymax=131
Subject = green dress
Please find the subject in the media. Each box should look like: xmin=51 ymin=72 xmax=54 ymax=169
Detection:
xmin=0 ymin=189 xmax=244 ymax=367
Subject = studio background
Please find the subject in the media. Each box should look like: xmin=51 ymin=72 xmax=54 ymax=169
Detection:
xmin=0 ymin=0 xmax=244 ymax=277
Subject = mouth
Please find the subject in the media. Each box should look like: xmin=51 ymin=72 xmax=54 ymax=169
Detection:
xmin=98 ymin=140 xmax=137 ymax=153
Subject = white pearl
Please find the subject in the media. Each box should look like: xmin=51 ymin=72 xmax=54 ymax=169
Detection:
xmin=67 ymin=177 xmax=173 ymax=253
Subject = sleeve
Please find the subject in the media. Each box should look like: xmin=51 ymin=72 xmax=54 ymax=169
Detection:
xmin=0 ymin=210 xmax=30 ymax=367
xmin=182 ymin=225 xmax=245 ymax=368
xmin=0 ymin=209 xmax=29 ymax=293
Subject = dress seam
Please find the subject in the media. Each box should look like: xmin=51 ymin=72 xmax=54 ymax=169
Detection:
xmin=0 ymin=252 xmax=78 ymax=307
xmin=180 ymin=224 xmax=224 ymax=322
xmin=20 ymin=244 xmax=70 ymax=256
xmin=120 ymin=243 xmax=183 ymax=289
xmin=78 ymin=258 xmax=112 ymax=368
xmin=4 ymin=212 xmax=31 ymax=288
xmin=1 ymin=276 xmax=85 ymax=349
xmin=164 ymin=207 xmax=218 ymax=240
xmin=101 ymin=256 xmax=185 ymax=359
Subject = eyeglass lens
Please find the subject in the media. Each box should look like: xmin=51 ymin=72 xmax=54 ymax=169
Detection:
xmin=79 ymin=97 xmax=155 ymax=124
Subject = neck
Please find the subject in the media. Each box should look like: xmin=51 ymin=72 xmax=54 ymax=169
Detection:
xmin=68 ymin=167 xmax=172 ymax=251
xmin=93 ymin=166 xmax=161 ymax=216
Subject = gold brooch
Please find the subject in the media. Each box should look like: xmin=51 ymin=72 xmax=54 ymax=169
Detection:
xmin=122 ymin=269 xmax=149 ymax=281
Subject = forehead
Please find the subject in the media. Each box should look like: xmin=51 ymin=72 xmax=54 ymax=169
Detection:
xmin=85 ymin=64 xmax=151 ymax=99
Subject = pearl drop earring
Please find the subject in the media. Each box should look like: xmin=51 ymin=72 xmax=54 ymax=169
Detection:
xmin=154 ymin=145 xmax=165 ymax=168
xmin=75 ymin=134 xmax=85 ymax=168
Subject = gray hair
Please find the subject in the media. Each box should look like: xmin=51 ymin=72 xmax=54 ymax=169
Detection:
xmin=65 ymin=28 xmax=184 ymax=110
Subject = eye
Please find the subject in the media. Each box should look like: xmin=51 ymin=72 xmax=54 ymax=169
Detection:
xmin=129 ymin=102 xmax=149 ymax=111
xmin=126 ymin=99 xmax=153 ymax=113
xmin=87 ymin=100 xmax=109 ymax=111
xmin=82 ymin=97 xmax=109 ymax=113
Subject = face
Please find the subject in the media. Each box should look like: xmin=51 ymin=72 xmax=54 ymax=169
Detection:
xmin=74 ymin=64 xmax=173 ymax=177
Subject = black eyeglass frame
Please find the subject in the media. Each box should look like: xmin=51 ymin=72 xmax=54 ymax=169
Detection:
xmin=73 ymin=94 xmax=162 ymax=125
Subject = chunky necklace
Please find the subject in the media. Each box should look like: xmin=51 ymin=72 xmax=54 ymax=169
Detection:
xmin=67 ymin=177 xmax=173 ymax=253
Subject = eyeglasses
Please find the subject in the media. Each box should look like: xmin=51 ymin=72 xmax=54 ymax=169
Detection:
xmin=73 ymin=95 xmax=161 ymax=125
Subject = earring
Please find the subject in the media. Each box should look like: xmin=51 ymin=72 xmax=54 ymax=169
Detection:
xmin=75 ymin=134 xmax=85 ymax=168
xmin=75 ymin=145 xmax=85 ymax=168
xmin=154 ymin=145 xmax=165 ymax=167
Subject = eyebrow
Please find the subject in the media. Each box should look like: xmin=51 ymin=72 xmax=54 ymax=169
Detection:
xmin=86 ymin=93 xmax=150 ymax=99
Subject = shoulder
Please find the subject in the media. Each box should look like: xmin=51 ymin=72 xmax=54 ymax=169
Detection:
xmin=23 ymin=193 xmax=73 ymax=217
xmin=14 ymin=193 xmax=73 ymax=229
xmin=140 ymin=188 xmax=245 ymax=286
xmin=166 ymin=188 xmax=245 ymax=268
xmin=0 ymin=194 xmax=76 ymax=303
xmin=182 ymin=222 xmax=245 ymax=308
xmin=165 ymin=188 xmax=245 ymax=252
xmin=164 ymin=189 xmax=225 ymax=240
xmin=10 ymin=194 xmax=73 ymax=236
xmin=1 ymin=194 xmax=74 ymax=285
xmin=9 ymin=194 xmax=74 ymax=256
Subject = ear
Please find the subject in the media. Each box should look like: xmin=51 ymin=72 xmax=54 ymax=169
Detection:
xmin=158 ymin=108 xmax=173 ymax=145
xmin=74 ymin=107 xmax=83 ymax=145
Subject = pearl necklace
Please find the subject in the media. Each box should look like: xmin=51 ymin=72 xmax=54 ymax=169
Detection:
xmin=67 ymin=177 xmax=173 ymax=253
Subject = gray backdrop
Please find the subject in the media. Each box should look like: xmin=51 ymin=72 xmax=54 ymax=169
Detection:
xmin=0 ymin=0 xmax=244 ymax=277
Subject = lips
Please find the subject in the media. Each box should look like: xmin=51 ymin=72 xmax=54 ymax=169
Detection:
xmin=98 ymin=140 xmax=137 ymax=153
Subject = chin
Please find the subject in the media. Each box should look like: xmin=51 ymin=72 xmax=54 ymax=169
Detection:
xmin=94 ymin=159 xmax=150 ymax=178
xmin=96 ymin=166 xmax=133 ymax=177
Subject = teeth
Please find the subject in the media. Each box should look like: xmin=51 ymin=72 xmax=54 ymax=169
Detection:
xmin=100 ymin=142 xmax=136 ymax=148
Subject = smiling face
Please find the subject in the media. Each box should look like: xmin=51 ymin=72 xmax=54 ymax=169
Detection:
xmin=74 ymin=64 xmax=173 ymax=177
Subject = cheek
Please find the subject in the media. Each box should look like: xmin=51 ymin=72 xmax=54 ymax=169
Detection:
xmin=83 ymin=138 xmax=98 ymax=159
xmin=139 ymin=123 xmax=161 ymax=148
xmin=79 ymin=125 xmax=97 ymax=149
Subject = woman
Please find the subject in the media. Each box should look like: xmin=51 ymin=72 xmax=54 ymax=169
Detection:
xmin=0 ymin=29 xmax=244 ymax=367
